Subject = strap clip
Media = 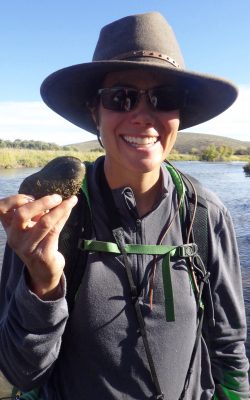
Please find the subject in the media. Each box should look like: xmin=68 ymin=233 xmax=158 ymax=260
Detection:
xmin=177 ymin=243 xmax=198 ymax=258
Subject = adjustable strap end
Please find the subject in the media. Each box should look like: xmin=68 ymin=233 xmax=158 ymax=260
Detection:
xmin=78 ymin=238 xmax=86 ymax=251
xmin=112 ymin=227 xmax=126 ymax=252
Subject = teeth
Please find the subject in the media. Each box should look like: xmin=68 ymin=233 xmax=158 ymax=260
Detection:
xmin=123 ymin=136 xmax=157 ymax=145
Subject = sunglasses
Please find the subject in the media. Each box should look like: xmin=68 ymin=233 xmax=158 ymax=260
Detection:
xmin=97 ymin=86 xmax=188 ymax=113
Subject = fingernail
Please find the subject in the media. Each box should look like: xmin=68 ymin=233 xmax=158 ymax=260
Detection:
xmin=70 ymin=195 xmax=78 ymax=205
xmin=25 ymin=196 xmax=35 ymax=202
xmin=51 ymin=194 xmax=62 ymax=202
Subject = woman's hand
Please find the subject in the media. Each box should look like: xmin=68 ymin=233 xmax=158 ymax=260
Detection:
xmin=0 ymin=193 xmax=78 ymax=300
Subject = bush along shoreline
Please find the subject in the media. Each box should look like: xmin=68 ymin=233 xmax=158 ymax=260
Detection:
xmin=243 ymin=162 xmax=250 ymax=174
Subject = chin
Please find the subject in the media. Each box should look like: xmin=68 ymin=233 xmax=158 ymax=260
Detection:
xmin=127 ymin=158 xmax=164 ymax=174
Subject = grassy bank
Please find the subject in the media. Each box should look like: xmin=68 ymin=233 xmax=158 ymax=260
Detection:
xmin=0 ymin=148 xmax=198 ymax=168
xmin=0 ymin=148 xmax=104 ymax=169
xmin=0 ymin=148 xmax=249 ymax=169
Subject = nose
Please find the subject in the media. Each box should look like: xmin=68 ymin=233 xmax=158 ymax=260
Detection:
xmin=130 ymin=93 xmax=155 ymax=125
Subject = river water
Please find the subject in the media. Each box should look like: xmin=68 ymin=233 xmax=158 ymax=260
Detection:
xmin=0 ymin=161 xmax=249 ymax=359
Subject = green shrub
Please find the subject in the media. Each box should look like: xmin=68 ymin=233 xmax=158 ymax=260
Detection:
xmin=243 ymin=162 xmax=250 ymax=173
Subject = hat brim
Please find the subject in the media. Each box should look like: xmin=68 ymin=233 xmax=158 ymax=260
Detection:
xmin=40 ymin=60 xmax=238 ymax=134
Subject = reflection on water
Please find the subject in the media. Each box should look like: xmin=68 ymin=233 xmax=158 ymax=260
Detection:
xmin=0 ymin=162 xmax=250 ymax=357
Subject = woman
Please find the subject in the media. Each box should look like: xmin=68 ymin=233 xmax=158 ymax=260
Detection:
xmin=0 ymin=12 xmax=249 ymax=400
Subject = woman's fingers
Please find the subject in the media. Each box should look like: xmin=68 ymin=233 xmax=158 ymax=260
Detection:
xmin=24 ymin=195 xmax=78 ymax=252
xmin=1 ymin=193 xmax=77 ymax=258
xmin=19 ymin=196 xmax=78 ymax=296
xmin=11 ymin=194 xmax=63 ymax=231
xmin=0 ymin=194 xmax=35 ymax=230
xmin=6 ymin=195 xmax=77 ymax=252
xmin=0 ymin=194 xmax=35 ymax=215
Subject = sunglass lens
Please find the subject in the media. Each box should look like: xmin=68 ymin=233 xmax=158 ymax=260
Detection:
xmin=101 ymin=88 xmax=138 ymax=112
xmin=149 ymin=87 xmax=183 ymax=111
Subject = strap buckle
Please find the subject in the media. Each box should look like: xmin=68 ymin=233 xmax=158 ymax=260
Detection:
xmin=177 ymin=243 xmax=198 ymax=257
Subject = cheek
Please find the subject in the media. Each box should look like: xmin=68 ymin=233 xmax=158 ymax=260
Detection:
xmin=168 ymin=131 xmax=178 ymax=151
xmin=98 ymin=106 xmax=124 ymax=138
xmin=167 ymin=111 xmax=180 ymax=129
xmin=161 ymin=116 xmax=179 ymax=152
xmin=98 ymin=109 xmax=117 ymax=147
xmin=163 ymin=115 xmax=179 ymax=139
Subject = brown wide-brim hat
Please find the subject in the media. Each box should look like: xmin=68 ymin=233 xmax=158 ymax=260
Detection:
xmin=40 ymin=12 xmax=238 ymax=134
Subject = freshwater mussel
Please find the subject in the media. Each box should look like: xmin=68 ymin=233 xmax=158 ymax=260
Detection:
xmin=19 ymin=156 xmax=86 ymax=199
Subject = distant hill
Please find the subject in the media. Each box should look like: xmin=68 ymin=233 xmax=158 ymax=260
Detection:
xmin=72 ymin=140 xmax=103 ymax=152
xmin=174 ymin=132 xmax=250 ymax=154
xmin=69 ymin=133 xmax=250 ymax=154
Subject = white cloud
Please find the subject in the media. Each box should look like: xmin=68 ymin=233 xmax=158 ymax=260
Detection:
xmin=185 ymin=84 xmax=250 ymax=141
xmin=0 ymin=84 xmax=249 ymax=145
xmin=0 ymin=102 xmax=95 ymax=145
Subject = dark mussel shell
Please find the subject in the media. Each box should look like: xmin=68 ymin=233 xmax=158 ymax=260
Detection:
xmin=19 ymin=156 xmax=86 ymax=199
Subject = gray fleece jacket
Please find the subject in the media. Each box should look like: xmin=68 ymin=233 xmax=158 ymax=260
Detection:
xmin=0 ymin=157 xmax=249 ymax=399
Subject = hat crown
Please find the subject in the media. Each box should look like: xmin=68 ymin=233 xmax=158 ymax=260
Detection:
xmin=92 ymin=12 xmax=185 ymax=68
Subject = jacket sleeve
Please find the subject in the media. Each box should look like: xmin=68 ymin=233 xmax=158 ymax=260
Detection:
xmin=0 ymin=244 xmax=69 ymax=392
xmin=202 ymin=202 xmax=250 ymax=398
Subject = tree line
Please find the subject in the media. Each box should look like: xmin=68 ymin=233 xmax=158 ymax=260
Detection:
xmin=0 ymin=139 xmax=78 ymax=152
xmin=173 ymin=144 xmax=250 ymax=161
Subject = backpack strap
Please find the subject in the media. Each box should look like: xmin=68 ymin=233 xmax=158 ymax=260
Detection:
xmin=177 ymin=171 xmax=216 ymax=399
xmin=181 ymin=173 xmax=208 ymax=268
xmin=181 ymin=172 xmax=215 ymax=325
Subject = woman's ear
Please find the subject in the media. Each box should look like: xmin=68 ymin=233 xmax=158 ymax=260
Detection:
xmin=89 ymin=106 xmax=100 ymax=130
xmin=88 ymin=105 xmax=103 ymax=147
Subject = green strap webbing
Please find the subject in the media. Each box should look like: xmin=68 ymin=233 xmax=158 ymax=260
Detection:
xmin=166 ymin=163 xmax=185 ymax=217
xmin=166 ymin=163 xmax=185 ymax=196
xmin=81 ymin=239 xmax=177 ymax=256
xmin=80 ymin=239 xmax=197 ymax=257
xmin=80 ymin=239 xmax=197 ymax=322
xmin=82 ymin=240 xmax=177 ymax=321
xmin=162 ymin=251 xmax=175 ymax=321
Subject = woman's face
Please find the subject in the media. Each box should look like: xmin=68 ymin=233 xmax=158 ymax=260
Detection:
xmin=95 ymin=69 xmax=180 ymax=182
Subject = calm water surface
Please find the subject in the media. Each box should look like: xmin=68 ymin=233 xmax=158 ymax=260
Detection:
xmin=0 ymin=162 xmax=249 ymax=357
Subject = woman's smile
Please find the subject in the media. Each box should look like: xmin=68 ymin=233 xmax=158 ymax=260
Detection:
xmin=121 ymin=135 xmax=159 ymax=147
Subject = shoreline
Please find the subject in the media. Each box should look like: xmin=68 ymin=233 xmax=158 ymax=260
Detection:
xmin=0 ymin=149 xmax=104 ymax=169
xmin=0 ymin=148 xmax=249 ymax=169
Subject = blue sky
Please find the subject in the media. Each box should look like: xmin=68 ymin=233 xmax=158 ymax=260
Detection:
xmin=0 ymin=0 xmax=250 ymax=144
